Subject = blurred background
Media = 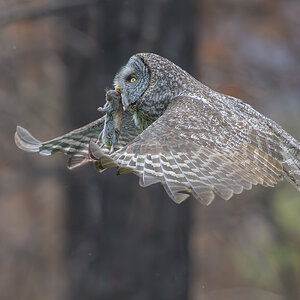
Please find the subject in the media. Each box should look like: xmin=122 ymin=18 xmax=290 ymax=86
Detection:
xmin=1 ymin=0 xmax=300 ymax=299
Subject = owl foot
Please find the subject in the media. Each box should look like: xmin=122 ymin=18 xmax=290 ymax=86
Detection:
xmin=109 ymin=145 xmax=115 ymax=154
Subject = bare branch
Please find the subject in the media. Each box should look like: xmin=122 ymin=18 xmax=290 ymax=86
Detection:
xmin=0 ymin=0 xmax=102 ymax=27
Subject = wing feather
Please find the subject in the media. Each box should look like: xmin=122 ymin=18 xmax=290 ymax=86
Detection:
xmin=89 ymin=95 xmax=288 ymax=204
xmin=15 ymin=109 xmax=141 ymax=169
xmin=15 ymin=118 xmax=105 ymax=168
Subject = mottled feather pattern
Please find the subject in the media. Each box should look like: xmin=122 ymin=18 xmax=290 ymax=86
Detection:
xmin=98 ymin=91 xmax=296 ymax=204
xmin=15 ymin=118 xmax=106 ymax=169
xmin=15 ymin=53 xmax=300 ymax=204
xmin=16 ymin=109 xmax=141 ymax=169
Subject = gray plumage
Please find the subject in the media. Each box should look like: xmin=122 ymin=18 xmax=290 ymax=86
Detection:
xmin=15 ymin=91 xmax=141 ymax=169
xmin=15 ymin=53 xmax=300 ymax=204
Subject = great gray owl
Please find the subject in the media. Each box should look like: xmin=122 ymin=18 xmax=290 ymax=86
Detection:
xmin=15 ymin=53 xmax=300 ymax=205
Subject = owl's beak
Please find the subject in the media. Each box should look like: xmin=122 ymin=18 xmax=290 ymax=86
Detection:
xmin=114 ymin=85 xmax=121 ymax=94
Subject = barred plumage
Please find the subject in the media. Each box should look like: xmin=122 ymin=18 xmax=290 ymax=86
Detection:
xmin=15 ymin=53 xmax=300 ymax=204
xmin=15 ymin=106 xmax=141 ymax=169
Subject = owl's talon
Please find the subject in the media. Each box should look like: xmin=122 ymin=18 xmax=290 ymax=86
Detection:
xmin=109 ymin=145 xmax=115 ymax=154
xmin=96 ymin=131 xmax=104 ymax=144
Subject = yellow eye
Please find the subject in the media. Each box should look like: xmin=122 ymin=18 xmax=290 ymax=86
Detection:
xmin=130 ymin=77 xmax=136 ymax=83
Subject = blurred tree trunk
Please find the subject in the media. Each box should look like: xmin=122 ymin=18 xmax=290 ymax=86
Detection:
xmin=62 ymin=1 xmax=196 ymax=299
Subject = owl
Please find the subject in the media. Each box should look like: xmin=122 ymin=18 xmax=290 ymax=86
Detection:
xmin=15 ymin=53 xmax=300 ymax=205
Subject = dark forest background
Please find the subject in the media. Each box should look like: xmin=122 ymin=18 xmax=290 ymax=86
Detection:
xmin=1 ymin=0 xmax=300 ymax=300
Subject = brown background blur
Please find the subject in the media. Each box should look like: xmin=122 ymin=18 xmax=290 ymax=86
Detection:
xmin=1 ymin=0 xmax=300 ymax=300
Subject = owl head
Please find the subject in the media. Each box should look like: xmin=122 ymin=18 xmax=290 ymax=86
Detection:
xmin=113 ymin=53 xmax=194 ymax=116
xmin=113 ymin=54 xmax=150 ymax=111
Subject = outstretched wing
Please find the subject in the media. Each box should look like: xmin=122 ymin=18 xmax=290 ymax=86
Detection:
xmin=15 ymin=118 xmax=105 ymax=169
xmin=90 ymin=95 xmax=286 ymax=205
xmin=15 ymin=112 xmax=141 ymax=169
